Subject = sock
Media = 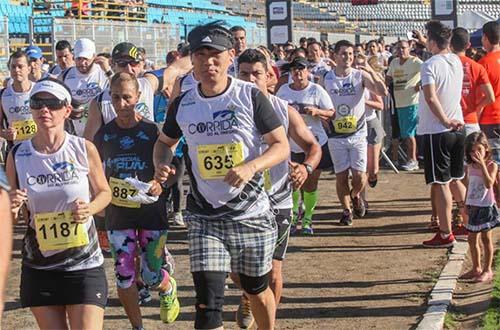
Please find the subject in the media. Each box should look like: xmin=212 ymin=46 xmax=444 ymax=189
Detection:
xmin=158 ymin=268 xmax=171 ymax=294
xmin=303 ymin=190 xmax=318 ymax=221
xmin=292 ymin=190 xmax=301 ymax=214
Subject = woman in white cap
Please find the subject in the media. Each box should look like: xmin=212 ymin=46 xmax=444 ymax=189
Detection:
xmin=6 ymin=77 xmax=111 ymax=329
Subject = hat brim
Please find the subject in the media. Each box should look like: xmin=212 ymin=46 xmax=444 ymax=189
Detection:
xmin=27 ymin=53 xmax=42 ymax=60
xmin=75 ymin=51 xmax=94 ymax=59
xmin=190 ymin=43 xmax=228 ymax=52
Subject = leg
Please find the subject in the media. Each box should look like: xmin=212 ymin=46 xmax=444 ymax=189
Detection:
xmin=192 ymin=271 xmax=226 ymax=330
xmin=269 ymin=260 xmax=283 ymax=306
xmin=407 ymin=136 xmax=417 ymax=162
xmin=239 ymin=273 xmax=276 ymax=330
xmin=302 ymin=170 xmax=321 ymax=233
xmin=31 ymin=306 xmax=68 ymax=330
xmin=461 ymin=232 xmax=482 ymax=279
xmin=431 ymin=183 xmax=453 ymax=234
xmin=481 ymin=230 xmax=494 ymax=274
xmin=391 ymin=138 xmax=400 ymax=162
xmin=351 ymin=169 xmax=367 ymax=198
xmin=108 ymin=229 xmax=142 ymax=328
xmin=66 ymin=304 xmax=105 ymax=330
xmin=336 ymin=170 xmax=351 ymax=210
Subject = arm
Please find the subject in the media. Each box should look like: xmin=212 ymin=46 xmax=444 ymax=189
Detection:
xmin=0 ymin=187 xmax=11 ymax=320
xmin=0 ymin=105 xmax=16 ymax=142
xmin=162 ymin=56 xmax=193 ymax=98
xmin=83 ymin=98 xmax=103 ymax=141
xmin=169 ymin=76 xmax=183 ymax=102
xmin=423 ymin=83 xmax=462 ymax=130
xmin=476 ymin=83 xmax=495 ymax=121
xmin=361 ymin=67 xmax=388 ymax=97
xmin=480 ymin=162 xmax=498 ymax=189
xmin=84 ymin=140 xmax=111 ymax=216
xmin=366 ymin=92 xmax=384 ymax=111
xmin=153 ymin=132 xmax=179 ymax=183
xmin=304 ymin=106 xmax=335 ymax=121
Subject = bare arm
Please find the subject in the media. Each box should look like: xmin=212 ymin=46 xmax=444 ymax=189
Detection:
xmin=169 ymin=77 xmax=183 ymax=102
xmin=366 ymin=93 xmax=384 ymax=111
xmin=288 ymin=106 xmax=322 ymax=169
xmin=361 ymin=68 xmax=388 ymax=97
xmin=423 ymin=83 xmax=462 ymax=130
xmin=153 ymin=132 xmax=179 ymax=183
xmin=0 ymin=188 xmax=12 ymax=321
xmin=477 ymin=83 xmax=495 ymax=121
xmin=83 ymin=98 xmax=103 ymax=141
xmin=85 ymin=140 xmax=111 ymax=215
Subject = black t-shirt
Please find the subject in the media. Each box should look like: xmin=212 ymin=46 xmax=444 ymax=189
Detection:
xmin=94 ymin=118 xmax=167 ymax=230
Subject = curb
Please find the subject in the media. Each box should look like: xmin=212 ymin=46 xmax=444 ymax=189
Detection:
xmin=416 ymin=241 xmax=469 ymax=330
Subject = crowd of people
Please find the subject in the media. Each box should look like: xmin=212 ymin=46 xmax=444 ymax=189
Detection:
xmin=0 ymin=18 xmax=499 ymax=330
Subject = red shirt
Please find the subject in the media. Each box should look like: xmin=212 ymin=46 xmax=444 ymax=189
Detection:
xmin=459 ymin=55 xmax=490 ymax=124
xmin=479 ymin=50 xmax=500 ymax=125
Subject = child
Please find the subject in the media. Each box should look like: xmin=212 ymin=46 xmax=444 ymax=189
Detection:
xmin=461 ymin=132 xmax=500 ymax=282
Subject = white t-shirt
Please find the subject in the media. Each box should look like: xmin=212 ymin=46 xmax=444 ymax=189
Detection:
xmin=417 ymin=53 xmax=464 ymax=135
xmin=276 ymin=82 xmax=333 ymax=152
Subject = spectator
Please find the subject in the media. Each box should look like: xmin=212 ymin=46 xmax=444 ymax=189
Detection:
xmin=25 ymin=45 xmax=45 ymax=82
xmin=299 ymin=37 xmax=308 ymax=49
xmin=48 ymin=40 xmax=74 ymax=76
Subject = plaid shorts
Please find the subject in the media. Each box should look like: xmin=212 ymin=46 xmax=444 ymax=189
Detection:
xmin=185 ymin=211 xmax=277 ymax=277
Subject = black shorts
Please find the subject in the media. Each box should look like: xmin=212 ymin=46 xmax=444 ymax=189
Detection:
xmin=422 ymin=130 xmax=465 ymax=185
xmin=391 ymin=109 xmax=401 ymax=139
xmin=20 ymin=265 xmax=108 ymax=308
xmin=291 ymin=142 xmax=333 ymax=171
xmin=273 ymin=208 xmax=292 ymax=261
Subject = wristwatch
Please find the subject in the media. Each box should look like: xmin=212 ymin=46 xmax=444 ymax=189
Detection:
xmin=303 ymin=163 xmax=313 ymax=175
xmin=105 ymin=69 xmax=114 ymax=77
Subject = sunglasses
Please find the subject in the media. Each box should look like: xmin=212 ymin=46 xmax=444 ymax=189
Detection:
xmin=115 ymin=59 xmax=141 ymax=67
xmin=30 ymin=98 xmax=67 ymax=110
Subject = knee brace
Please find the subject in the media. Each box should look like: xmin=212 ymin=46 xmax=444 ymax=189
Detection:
xmin=192 ymin=271 xmax=226 ymax=329
xmin=239 ymin=273 xmax=269 ymax=295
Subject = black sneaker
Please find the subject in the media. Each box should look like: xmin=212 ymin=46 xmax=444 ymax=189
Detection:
xmin=339 ymin=209 xmax=353 ymax=226
xmin=351 ymin=190 xmax=366 ymax=218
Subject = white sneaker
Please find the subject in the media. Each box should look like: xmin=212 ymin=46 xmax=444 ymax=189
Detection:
xmin=401 ymin=160 xmax=419 ymax=171
xmin=173 ymin=212 xmax=185 ymax=227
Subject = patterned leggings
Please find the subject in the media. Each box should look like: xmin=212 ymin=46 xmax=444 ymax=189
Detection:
xmin=107 ymin=229 xmax=169 ymax=289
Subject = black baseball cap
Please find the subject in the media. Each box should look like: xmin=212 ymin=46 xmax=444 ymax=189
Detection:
xmin=289 ymin=57 xmax=309 ymax=69
xmin=188 ymin=23 xmax=234 ymax=52
xmin=111 ymin=42 xmax=143 ymax=61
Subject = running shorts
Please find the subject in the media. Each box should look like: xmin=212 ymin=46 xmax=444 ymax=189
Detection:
xmin=422 ymin=130 xmax=465 ymax=184
xmin=397 ymin=105 xmax=418 ymax=138
xmin=20 ymin=265 xmax=108 ymax=308
xmin=185 ymin=212 xmax=277 ymax=277
xmin=367 ymin=117 xmax=386 ymax=145
xmin=291 ymin=142 xmax=333 ymax=171
xmin=273 ymin=208 xmax=292 ymax=261
xmin=327 ymin=135 xmax=368 ymax=174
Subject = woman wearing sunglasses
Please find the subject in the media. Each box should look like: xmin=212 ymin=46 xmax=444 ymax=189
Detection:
xmin=6 ymin=78 xmax=111 ymax=329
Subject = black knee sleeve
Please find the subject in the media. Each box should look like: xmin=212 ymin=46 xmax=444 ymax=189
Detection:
xmin=192 ymin=271 xmax=226 ymax=329
xmin=239 ymin=273 xmax=269 ymax=295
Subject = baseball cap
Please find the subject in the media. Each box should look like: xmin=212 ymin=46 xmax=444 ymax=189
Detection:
xmin=74 ymin=38 xmax=96 ymax=59
xmin=30 ymin=79 xmax=72 ymax=103
xmin=25 ymin=45 xmax=43 ymax=59
xmin=289 ymin=57 xmax=309 ymax=69
xmin=188 ymin=24 xmax=233 ymax=52
xmin=112 ymin=42 xmax=143 ymax=61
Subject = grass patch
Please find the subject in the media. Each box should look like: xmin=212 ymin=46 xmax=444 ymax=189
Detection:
xmin=444 ymin=312 xmax=458 ymax=329
xmin=422 ymin=269 xmax=441 ymax=284
xmin=482 ymin=249 xmax=500 ymax=330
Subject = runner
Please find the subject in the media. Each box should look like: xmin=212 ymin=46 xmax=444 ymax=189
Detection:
xmin=59 ymin=38 xmax=110 ymax=137
xmin=154 ymin=22 xmax=289 ymax=330
xmin=0 ymin=51 xmax=35 ymax=147
xmin=48 ymin=40 xmax=75 ymax=77
xmin=5 ymin=78 xmax=111 ymax=329
xmin=93 ymin=72 xmax=180 ymax=327
xmin=418 ymin=21 xmax=465 ymax=248
xmin=0 ymin=167 xmax=12 ymax=323
xmin=233 ymin=48 xmax=321 ymax=329
xmin=276 ymin=56 xmax=335 ymax=235
xmin=228 ymin=25 xmax=247 ymax=77
xmin=386 ymin=40 xmax=422 ymax=171
xmin=84 ymin=41 xmax=192 ymax=140
xmin=25 ymin=45 xmax=45 ymax=82
xmin=307 ymin=40 xmax=331 ymax=80
xmin=323 ymin=40 xmax=387 ymax=226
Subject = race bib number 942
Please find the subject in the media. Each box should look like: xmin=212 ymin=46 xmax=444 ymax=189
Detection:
xmin=334 ymin=115 xmax=358 ymax=134
xmin=35 ymin=211 xmax=89 ymax=252
xmin=197 ymin=142 xmax=244 ymax=179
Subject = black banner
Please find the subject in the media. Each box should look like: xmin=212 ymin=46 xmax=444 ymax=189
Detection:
xmin=431 ymin=0 xmax=458 ymax=28
xmin=266 ymin=0 xmax=293 ymax=48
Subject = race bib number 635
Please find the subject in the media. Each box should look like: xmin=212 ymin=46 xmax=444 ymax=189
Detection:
xmin=197 ymin=142 xmax=244 ymax=179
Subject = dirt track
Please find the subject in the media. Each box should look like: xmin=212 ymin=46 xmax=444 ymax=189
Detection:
xmin=3 ymin=169 xmax=453 ymax=329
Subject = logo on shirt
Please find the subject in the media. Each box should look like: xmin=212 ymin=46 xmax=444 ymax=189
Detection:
xmin=72 ymin=82 xmax=102 ymax=100
xmin=136 ymin=131 xmax=150 ymax=141
xmin=8 ymin=99 xmax=30 ymax=114
xmin=104 ymin=133 xmax=117 ymax=142
xmin=134 ymin=102 xmax=150 ymax=117
xmin=330 ymin=82 xmax=356 ymax=97
xmin=119 ymin=136 xmax=135 ymax=150
xmin=106 ymin=156 xmax=146 ymax=171
xmin=27 ymin=160 xmax=79 ymax=186
xmin=337 ymin=104 xmax=351 ymax=116
xmin=187 ymin=108 xmax=239 ymax=136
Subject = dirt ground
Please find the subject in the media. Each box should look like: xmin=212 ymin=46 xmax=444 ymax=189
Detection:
xmin=2 ymin=169 xmax=477 ymax=329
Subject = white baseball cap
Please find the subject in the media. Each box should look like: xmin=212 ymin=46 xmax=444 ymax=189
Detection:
xmin=74 ymin=38 xmax=96 ymax=59
xmin=30 ymin=79 xmax=72 ymax=103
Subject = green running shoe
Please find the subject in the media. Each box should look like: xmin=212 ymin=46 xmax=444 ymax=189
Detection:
xmin=160 ymin=276 xmax=180 ymax=323
xmin=302 ymin=217 xmax=313 ymax=235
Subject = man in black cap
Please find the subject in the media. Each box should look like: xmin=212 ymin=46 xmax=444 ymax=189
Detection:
xmin=154 ymin=21 xmax=289 ymax=330
xmin=84 ymin=42 xmax=192 ymax=140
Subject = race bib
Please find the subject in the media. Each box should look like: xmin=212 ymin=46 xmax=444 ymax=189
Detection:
xmin=334 ymin=115 xmax=358 ymax=134
xmin=197 ymin=142 xmax=244 ymax=179
xmin=109 ymin=177 xmax=140 ymax=208
xmin=35 ymin=211 xmax=89 ymax=252
xmin=12 ymin=118 xmax=37 ymax=140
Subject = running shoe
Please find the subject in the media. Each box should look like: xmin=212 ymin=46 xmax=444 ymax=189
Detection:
xmin=290 ymin=211 xmax=301 ymax=235
xmin=339 ymin=209 xmax=353 ymax=226
xmin=98 ymin=230 xmax=110 ymax=253
xmin=173 ymin=212 xmax=185 ymax=227
xmin=137 ymin=283 xmax=152 ymax=305
xmin=453 ymin=224 xmax=468 ymax=241
xmin=400 ymin=160 xmax=419 ymax=171
xmin=428 ymin=216 xmax=439 ymax=231
xmin=302 ymin=217 xmax=313 ymax=235
xmin=236 ymin=294 xmax=255 ymax=329
xmin=368 ymin=174 xmax=378 ymax=188
xmin=351 ymin=191 xmax=366 ymax=218
xmin=160 ymin=277 xmax=180 ymax=323
xmin=422 ymin=232 xmax=456 ymax=248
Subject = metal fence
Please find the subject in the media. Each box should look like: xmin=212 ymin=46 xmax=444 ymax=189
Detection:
xmin=51 ymin=18 xmax=181 ymax=66
xmin=0 ymin=17 xmax=9 ymax=73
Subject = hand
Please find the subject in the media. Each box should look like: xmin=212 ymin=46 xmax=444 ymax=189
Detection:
xmin=445 ymin=119 xmax=464 ymax=131
xmin=289 ymin=161 xmax=308 ymax=190
xmin=94 ymin=55 xmax=111 ymax=73
xmin=471 ymin=150 xmax=486 ymax=166
xmin=304 ymin=106 xmax=317 ymax=117
xmin=154 ymin=163 xmax=176 ymax=183
xmin=414 ymin=84 xmax=421 ymax=92
xmin=9 ymin=188 xmax=27 ymax=215
xmin=224 ymin=163 xmax=256 ymax=188
xmin=148 ymin=180 xmax=163 ymax=197
xmin=72 ymin=198 xmax=91 ymax=223
xmin=413 ymin=30 xmax=426 ymax=44
xmin=2 ymin=127 xmax=17 ymax=141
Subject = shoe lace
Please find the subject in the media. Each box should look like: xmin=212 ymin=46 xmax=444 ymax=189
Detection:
xmin=160 ymin=291 xmax=174 ymax=308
